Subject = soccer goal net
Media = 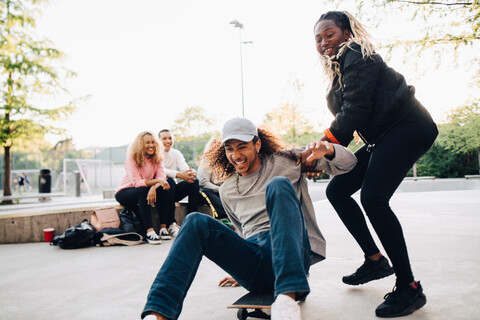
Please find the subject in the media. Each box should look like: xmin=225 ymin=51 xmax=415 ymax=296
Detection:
xmin=61 ymin=158 xmax=120 ymax=195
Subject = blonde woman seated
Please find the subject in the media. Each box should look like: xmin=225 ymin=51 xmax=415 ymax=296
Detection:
xmin=115 ymin=131 xmax=175 ymax=244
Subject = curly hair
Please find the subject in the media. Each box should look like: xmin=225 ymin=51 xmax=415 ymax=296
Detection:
xmin=127 ymin=131 xmax=163 ymax=168
xmin=201 ymin=126 xmax=287 ymax=181
xmin=314 ymin=11 xmax=376 ymax=87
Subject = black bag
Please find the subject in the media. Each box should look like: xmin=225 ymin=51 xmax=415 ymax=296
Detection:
xmin=51 ymin=219 xmax=98 ymax=249
xmin=93 ymin=228 xmax=144 ymax=246
xmin=119 ymin=208 xmax=144 ymax=236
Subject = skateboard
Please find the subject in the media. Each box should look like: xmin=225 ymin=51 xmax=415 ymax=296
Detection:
xmin=227 ymin=291 xmax=274 ymax=319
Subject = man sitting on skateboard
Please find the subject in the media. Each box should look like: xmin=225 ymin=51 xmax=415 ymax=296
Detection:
xmin=142 ymin=118 xmax=357 ymax=320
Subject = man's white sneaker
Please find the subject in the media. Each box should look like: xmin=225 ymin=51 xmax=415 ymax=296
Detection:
xmin=168 ymin=222 xmax=180 ymax=237
xmin=146 ymin=231 xmax=162 ymax=245
xmin=271 ymin=294 xmax=301 ymax=320
xmin=159 ymin=228 xmax=172 ymax=240
xmin=143 ymin=315 xmax=157 ymax=320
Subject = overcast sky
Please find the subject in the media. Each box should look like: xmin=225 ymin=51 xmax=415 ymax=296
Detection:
xmin=35 ymin=0 xmax=476 ymax=148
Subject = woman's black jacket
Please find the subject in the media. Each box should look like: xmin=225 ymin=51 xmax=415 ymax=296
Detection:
xmin=325 ymin=43 xmax=421 ymax=147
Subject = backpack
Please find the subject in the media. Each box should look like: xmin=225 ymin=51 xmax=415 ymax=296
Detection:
xmin=119 ymin=208 xmax=145 ymax=236
xmin=51 ymin=219 xmax=98 ymax=249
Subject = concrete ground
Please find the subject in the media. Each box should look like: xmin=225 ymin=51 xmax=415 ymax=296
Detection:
xmin=1 ymin=180 xmax=479 ymax=320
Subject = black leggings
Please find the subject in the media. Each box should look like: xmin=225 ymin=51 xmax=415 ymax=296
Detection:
xmin=326 ymin=105 xmax=438 ymax=284
xmin=115 ymin=186 xmax=175 ymax=231
xmin=167 ymin=178 xmax=200 ymax=214
xmin=199 ymin=187 xmax=227 ymax=219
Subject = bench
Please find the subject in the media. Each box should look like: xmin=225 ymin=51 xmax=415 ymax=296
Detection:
xmin=0 ymin=192 xmax=65 ymax=203
xmin=0 ymin=200 xmax=212 ymax=244
xmin=465 ymin=175 xmax=480 ymax=180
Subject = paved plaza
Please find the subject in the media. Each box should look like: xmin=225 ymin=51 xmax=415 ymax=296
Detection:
xmin=0 ymin=180 xmax=479 ymax=319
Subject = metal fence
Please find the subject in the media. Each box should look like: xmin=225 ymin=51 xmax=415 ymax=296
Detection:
xmin=0 ymin=140 xmax=209 ymax=192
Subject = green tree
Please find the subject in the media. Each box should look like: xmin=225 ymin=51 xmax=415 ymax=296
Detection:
xmin=171 ymin=106 xmax=219 ymax=142
xmin=324 ymin=1 xmax=479 ymax=177
xmin=413 ymin=142 xmax=478 ymax=177
xmin=333 ymin=1 xmax=479 ymax=52
xmin=0 ymin=0 xmax=77 ymax=200
xmin=10 ymin=132 xmax=52 ymax=152
xmin=406 ymin=103 xmax=480 ymax=178
xmin=264 ymin=78 xmax=318 ymax=146
xmin=170 ymin=106 xmax=220 ymax=167
xmin=436 ymin=102 xmax=480 ymax=173
xmin=282 ymin=129 xmax=322 ymax=147
xmin=326 ymin=1 xmax=479 ymax=91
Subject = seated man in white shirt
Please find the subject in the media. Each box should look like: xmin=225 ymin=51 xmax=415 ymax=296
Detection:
xmin=158 ymin=129 xmax=200 ymax=237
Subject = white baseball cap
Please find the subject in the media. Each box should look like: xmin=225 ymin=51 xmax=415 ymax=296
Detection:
xmin=221 ymin=118 xmax=258 ymax=146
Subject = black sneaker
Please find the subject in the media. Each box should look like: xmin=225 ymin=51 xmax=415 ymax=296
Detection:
xmin=343 ymin=256 xmax=395 ymax=285
xmin=146 ymin=232 xmax=162 ymax=245
xmin=159 ymin=228 xmax=171 ymax=240
xmin=375 ymin=281 xmax=427 ymax=318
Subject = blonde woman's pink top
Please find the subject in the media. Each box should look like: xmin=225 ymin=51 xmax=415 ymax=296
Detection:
xmin=115 ymin=157 xmax=166 ymax=194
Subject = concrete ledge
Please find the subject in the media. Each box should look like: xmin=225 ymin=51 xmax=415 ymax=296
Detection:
xmin=404 ymin=176 xmax=436 ymax=181
xmin=465 ymin=175 xmax=480 ymax=179
xmin=0 ymin=192 xmax=65 ymax=202
xmin=0 ymin=202 xmax=212 ymax=244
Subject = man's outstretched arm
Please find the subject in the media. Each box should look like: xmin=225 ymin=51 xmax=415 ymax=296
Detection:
xmin=297 ymin=141 xmax=357 ymax=176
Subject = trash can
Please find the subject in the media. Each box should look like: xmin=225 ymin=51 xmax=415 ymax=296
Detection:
xmin=39 ymin=168 xmax=52 ymax=193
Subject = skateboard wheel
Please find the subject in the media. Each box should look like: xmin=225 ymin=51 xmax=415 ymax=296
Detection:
xmin=237 ymin=308 xmax=248 ymax=320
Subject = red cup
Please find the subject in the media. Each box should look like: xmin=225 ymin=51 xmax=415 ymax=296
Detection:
xmin=43 ymin=228 xmax=55 ymax=242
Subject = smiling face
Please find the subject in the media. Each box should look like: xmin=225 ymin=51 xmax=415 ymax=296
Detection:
xmin=159 ymin=131 xmax=174 ymax=152
xmin=142 ymin=134 xmax=157 ymax=158
xmin=314 ymin=19 xmax=351 ymax=57
xmin=224 ymin=138 xmax=262 ymax=176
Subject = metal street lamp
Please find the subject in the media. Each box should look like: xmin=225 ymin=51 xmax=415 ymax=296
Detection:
xmin=230 ymin=20 xmax=252 ymax=118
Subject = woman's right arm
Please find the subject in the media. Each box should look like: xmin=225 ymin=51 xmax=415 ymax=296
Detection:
xmin=126 ymin=157 xmax=148 ymax=188
xmin=144 ymin=179 xmax=170 ymax=190
xmin=326 ymin=48 xmax=381 ymax=146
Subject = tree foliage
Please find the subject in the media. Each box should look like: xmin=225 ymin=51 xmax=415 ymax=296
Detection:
xmin=381 ymin=1 xmax=477 ymax=45
xmin=170 ymin=106 xmax=219 ymax=142
xmin=323 ymin=0 xmax=480 ymax=177
xmin=338 ymin=1 xmax=479 ymax=50
xmin=264 ymin=78 xmax=318 ymax=146
xmin=410 ymin=102 xmax=480 ymax=177
xmin=436 ymin=102 xmax=480 ymax=154
xmin=322 ymin=0 xmax=480 ymax=114
xmin=9 ymin=132 xmax=52 ymax=152
xmin=169 ymin=106 xmax=220 ymax=167
xmin=413 ymin=142 xmax=479 ymax=177
xmin=0 ymin=0 xmax=78 ymax=197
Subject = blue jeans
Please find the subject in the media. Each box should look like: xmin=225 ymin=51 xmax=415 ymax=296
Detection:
xmin=142 ymin=176 xmax=312 ymax=320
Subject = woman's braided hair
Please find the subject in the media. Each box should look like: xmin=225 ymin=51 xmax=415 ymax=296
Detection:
xmin=315 ymin=11 xmax=376 ymax=87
